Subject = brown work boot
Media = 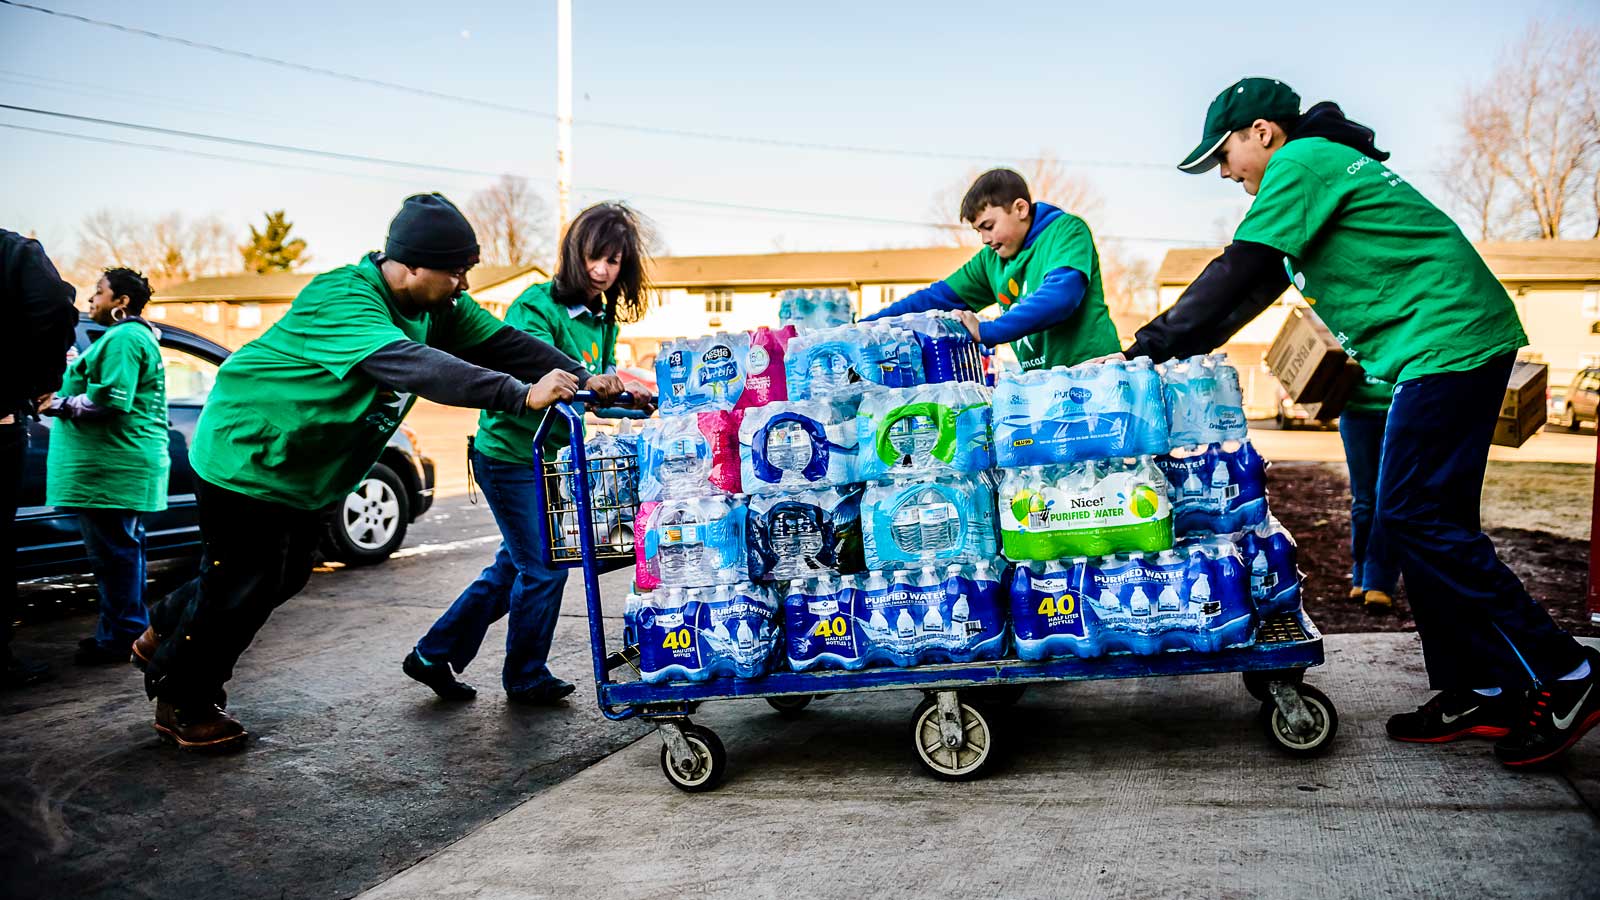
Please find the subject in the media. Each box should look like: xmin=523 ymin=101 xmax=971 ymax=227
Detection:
xmin=153 ymin=700 xmax=248 ymax=752
xmin=130 ymin=627 xmax=160 ymax=672
xmin=1363 ymin=590 xmax=1394 ymax=615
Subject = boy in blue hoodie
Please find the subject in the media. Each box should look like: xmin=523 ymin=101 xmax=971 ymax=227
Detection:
xmin=863 ymin=168 xmax=1121 ymax=369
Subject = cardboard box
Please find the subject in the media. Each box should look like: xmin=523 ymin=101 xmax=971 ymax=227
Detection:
xmin=1492 ymin=360 xmax=1548 ymax=447
xmin=1265 ymin=308 xmax=1363 ymax=417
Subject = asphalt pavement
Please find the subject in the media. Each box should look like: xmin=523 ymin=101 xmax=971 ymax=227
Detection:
xmin=2 ymin=494 xmax=650 ymax=900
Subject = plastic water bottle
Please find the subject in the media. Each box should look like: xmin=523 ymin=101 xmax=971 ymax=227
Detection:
xmin=947 ymin=563 xmax=970 ymax=633
xmin=656 ymin=502 xmax=705 ymax=584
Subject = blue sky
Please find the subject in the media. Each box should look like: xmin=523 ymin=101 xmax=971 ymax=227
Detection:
xmin=2 ymin=0 xmax=1596 ymax=273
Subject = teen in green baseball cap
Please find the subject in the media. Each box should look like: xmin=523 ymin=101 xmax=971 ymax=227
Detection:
xmin=1177 ymin=77 xmax=1303 ymax=174
xmin=1110 ymin=77 xmax=1599 ymax=769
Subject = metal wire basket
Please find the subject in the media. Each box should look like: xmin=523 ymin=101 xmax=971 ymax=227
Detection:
xmin=540 ymin=447 xmax=640 ymax=564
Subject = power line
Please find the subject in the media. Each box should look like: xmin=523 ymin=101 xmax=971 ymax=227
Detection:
xmin=0 ymin=122 xmax=487 ymax=189
xmin=0 ymin=103 xmax=507 ymax=177
xmin=0 ymin=0 xmax=1173 ymax=170
xmin=3 ymin=105 xmax=1215 ymax=245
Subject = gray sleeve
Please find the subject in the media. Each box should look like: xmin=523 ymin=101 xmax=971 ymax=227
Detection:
xmin=456 ymin=325 xmax=592 ymax=388
xmin=358 ymin=340 xmax=530 ymax=414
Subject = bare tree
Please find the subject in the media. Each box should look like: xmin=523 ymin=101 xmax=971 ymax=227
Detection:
xmin=929 ymin=152 xmax=1106 ymax=247
xmin=465 ymin=175 xmax=553 ymax=267
xmin=70 ymin=209 xmax=239 ymax=286
xmin=1450 ymin=23 xmax=1600 ymax=239
xmin=1100 ymin=247 xmax=1158 ymax=316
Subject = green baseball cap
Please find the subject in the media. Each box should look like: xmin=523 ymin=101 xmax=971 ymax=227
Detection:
xmin=1178 ymin=77 xmax=1302 ymax=173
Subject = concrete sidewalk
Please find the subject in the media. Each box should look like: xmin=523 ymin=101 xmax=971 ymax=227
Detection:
xmin=359 ymin=633 xmax=1600 ymax=900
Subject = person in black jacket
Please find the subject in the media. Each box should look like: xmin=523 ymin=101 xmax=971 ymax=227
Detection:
xmin=1 ymin=229 xmax=79 ymax=688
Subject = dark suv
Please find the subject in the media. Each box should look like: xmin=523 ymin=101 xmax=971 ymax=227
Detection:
xmin=16 ymin=318 xmax=435 ymax=578
xmin=1551 ymin=367 xmax=1598 ymax=432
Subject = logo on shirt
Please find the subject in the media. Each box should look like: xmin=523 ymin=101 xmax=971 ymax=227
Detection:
xmin=364 ymin=388 xmax=413 ymax=432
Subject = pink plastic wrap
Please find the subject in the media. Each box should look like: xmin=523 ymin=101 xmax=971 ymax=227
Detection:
xmin=698 ymin=409 xmax=744 ymax=495
xmin=634 ymin=500 xmax=661 ymax=591
xmin=736 ymin=325 xmax=796 ymax=411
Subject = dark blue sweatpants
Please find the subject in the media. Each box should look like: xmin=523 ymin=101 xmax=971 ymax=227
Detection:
xmin=1375 ymin=352 xmax=1585 ymax=691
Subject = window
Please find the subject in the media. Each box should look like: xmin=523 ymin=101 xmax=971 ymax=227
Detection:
xmin=704 ymin=290 xmax=733 ymax=313
xmin=884 ymin=287 xmax=897 ymax=305
xmin=147 ymin=305 xmax=167 ymax=320
xmin=202 ymin=304 xmax=220 ymax=324
xmin=237 ymin=303 xmax=262 ymax=328
xmin=163 ymin=348 xmax=220 ymax=405
xmin=1583 ymin=286 xmax=1600 ymax=318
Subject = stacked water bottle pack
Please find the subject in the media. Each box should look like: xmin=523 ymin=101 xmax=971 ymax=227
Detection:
xmin=1154 ymin=354 xmax=1303 ymax=620
xmin=632 ymin=326 xmax=790 ymax=684
xmin=1000 ymin=355 xmax=1279 ymax=660
xmin=778 ymin=288 xmax=854 ymax=331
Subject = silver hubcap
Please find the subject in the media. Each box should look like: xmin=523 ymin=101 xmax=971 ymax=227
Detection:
xmin=343 ymin=479 xmax=400 ymax=551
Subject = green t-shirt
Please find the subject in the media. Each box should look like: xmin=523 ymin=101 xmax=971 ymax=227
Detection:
xmin=1234 ymin=138 xmax=1527 ymax=384
xmin=474 ymin=281 xmax=616 ymax=465
xmin=47 ymin=321 xmax=170 ymax=511
xmin=942 ymin=207 xmax=1121 ymax=370
xmin=190 ymin=254 xmax=505 ymax=510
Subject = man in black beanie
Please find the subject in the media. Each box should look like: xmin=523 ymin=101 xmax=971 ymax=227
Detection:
xmin=132 ymin=192 xmax=634 ymax=751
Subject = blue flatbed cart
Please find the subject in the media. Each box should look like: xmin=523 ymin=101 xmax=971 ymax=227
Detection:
xmin=535 ymin=394 xmax=1338 ymax=792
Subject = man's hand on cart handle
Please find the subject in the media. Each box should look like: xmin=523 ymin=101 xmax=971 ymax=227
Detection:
xmin=585 ymin=373 xmax=626 ymax=401
xmin=526 ymin=370 xmax=580 ymax=410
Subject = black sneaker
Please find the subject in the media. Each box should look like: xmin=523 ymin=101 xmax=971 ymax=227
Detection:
xmin=402 ymin=649 xmax=477 ymax=701
xmin=506 ymin=679 xmax=576 ymax=706
xmin=1495 ymin=649 xmax=1600 ymax=768
xmin=1386 ymin=690 xmax=1515 ymax=742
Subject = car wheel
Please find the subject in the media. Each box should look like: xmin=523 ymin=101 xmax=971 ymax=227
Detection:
xmin=1564 ymin=409 xmax=1581 ymax=432
xmin=324 ymin=462 xmax=410 ymax=566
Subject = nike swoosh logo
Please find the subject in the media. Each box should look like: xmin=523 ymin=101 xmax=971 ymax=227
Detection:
xmin=1553 ymin=683 xmax=1594 ymax=730
xmin=1440 ymin=707 xmax=1479 ymax=724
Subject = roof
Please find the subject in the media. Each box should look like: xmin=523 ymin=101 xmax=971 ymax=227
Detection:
xmin=1157 ymin=240 xmax=1600 ymax=286
xmin=650 ymin=247 xmax=973 ymax=289
xmin=152 ymin=263 xmax=544 ymax=303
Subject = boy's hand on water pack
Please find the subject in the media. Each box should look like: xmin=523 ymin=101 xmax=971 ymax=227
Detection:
xmin=585 ymin=373 xmax=625 ymax=401
xmin=525 ymin=370 xmax=579 ymax=410
xmin=953 ymin=310 xmax=983 ymax=342
xmin=1084 ymin=352 xmax=1127 ymax=365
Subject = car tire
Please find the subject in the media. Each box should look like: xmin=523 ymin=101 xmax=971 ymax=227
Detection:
xmin=1564 ymin=410 xmax=1581 ymax=432
xmin=323 ymin=462 xmax=410 ymax=566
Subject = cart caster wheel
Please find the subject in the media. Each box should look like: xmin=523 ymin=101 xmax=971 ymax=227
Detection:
xmin=970 ymin=684 xmax=1027 ymax=709
xmin=1263 ymin=684 xmax=1338 ymax=757
xmin=766 ymin=695 xmax=813 ymax=717
xmin=1243 ymin=669 xmax=1303 ymax=703
xmin=911 ymin=694 xmax=996 ymax=781
xmin=659 ymin=724 xmax=726 ymax=792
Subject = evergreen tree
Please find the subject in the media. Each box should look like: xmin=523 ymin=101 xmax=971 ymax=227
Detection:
xmin=239 ymin=210 xmax=309 ymax=273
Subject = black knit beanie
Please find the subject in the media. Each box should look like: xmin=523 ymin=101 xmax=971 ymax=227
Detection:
xmin=385 ymin=193 xmax=480 ymax=270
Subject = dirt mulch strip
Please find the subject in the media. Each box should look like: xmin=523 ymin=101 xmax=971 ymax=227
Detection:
xmin=1268 ymin=462 xmax=1596 ymax=637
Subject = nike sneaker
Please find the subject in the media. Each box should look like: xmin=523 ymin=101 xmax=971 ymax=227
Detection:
xmin=1495 ymin=647 xmax=1600 ymax=768
xmin=1386 ymin=690 xmax=1516 ymax=742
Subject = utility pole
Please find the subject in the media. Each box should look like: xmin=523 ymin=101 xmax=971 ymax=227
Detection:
xmin=556 ymin=0 xmax=573 ymax=237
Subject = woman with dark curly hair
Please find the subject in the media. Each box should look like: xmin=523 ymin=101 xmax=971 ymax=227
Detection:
xmin=45 ymin=267 xmax=169 ymax=665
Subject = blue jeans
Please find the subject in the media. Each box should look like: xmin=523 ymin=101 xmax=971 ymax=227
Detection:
xmin=416 ymin=449 xmax=569 ymax=692
xmin=1338 ymin=409 xmax=1398 ymax=594
xmin=1375 ymin=353 xmax=1584 ymax=691
xmin=72 ymin=508 xmax=150 ymax=649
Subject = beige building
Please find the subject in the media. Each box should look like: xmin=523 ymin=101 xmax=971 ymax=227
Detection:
xmin=1155 ymin=239 xmax=1600 ymax=415
xmin=147 ymin=264 xmax=542 ymax=349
